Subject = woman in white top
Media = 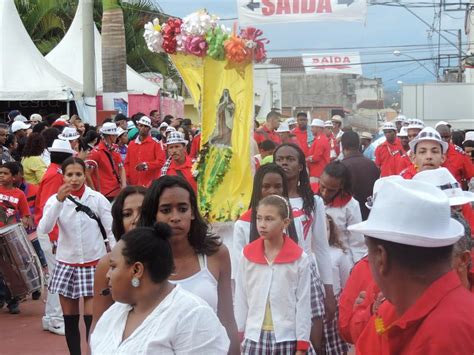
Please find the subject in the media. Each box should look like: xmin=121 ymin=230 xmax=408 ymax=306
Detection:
xmin=273 ymin=143 xmax=337 ymax=320
xmin=138 ymin=176 xmax=239 ymax=353
xmin=90 ymin=222 xmax=229 ymax=354
xmin=38 ymin=157 xmax=115 ymax=355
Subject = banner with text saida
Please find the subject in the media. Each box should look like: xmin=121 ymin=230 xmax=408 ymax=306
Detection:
xmin=172 ymin=54 xmax=253 ymax=222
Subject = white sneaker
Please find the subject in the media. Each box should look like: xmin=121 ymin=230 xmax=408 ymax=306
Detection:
xmin=48 ymin=322 xmax=65 ymax=336
xmin=42 ymin=317 xmax=50 ymax=331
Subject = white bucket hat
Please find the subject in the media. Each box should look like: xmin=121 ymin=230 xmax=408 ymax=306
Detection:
xmin=99 ymin=122 xmax=118 ymax=136
xmin=48 ymin=139 xmax=74 ymax=154
xmin=324 ymin=120 xmax=333 ymax=128
xmin=166 ymin=131 xmax=188 ymax=145
xmin=116 ymin=127 xmax=126 ymax=137
xmin=11 ymin=121 xmax=31 ymax=133
xmin=413 ymin=167 xmax=474 ymax=206
xmin=127 ymin=121 xmax=136 ymax=130
xmin=331 ymin=115 xmax=343 ymax=123
xmin=276 ymin=122 xmax=290 ymax=133
xmin=394 ymin=115 xmax=407 ymax=123
xmin=285 ymin=117 xmax=296 ymax=126
xmin=366 ymin=175 xmax=403 ymax=209
xmin=165 ymin=126 xmax=176 ymax=134
xmin=435 ymin=120 xmax=451 ymax=129
xmin=14 ymin=115 xmax=28 ymax=123
xmin=462 ymin=131 xmax=474 ymax=144
xmin=350 ymin=179 xmax=464 ymax=247
xmin=310 ymin=118 xmax=325 ymax=127
xmin=58 ymin=127 xmax=80 ymax=141
xmin=382 ymin=121 xmax=397 ymax=131
xmin=406 ymin=118 xmax=424 ymax=130
xmin=397 ymin=126 xmax=408 ymax=137
xmin=359 ymin=132 xmax=373 ymax=140
xmin=159 ymin=122 xmax=169 ymax=130
xmin=137 ymin=116 xmax=152 ymax=128
xmin=408 ymin=127 xmax=448 ymax=154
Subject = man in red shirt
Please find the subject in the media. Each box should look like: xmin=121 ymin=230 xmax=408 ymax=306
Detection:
xmin=375 ymin=122 xmax=404 ymax=177
xmin=253 ymin=110 xmax=282 ymax=146
xmin=306 ymin=119 xmax=330 ymax=183
xmin=400 ymin=127 xmax=447 ymax=179
xmin=349 ymin=179 xmax=474 ymax=354
xmin=86 ymin=122 xmax=126 ymax=201
xmin=124 ymin=116 xmax=165 ymax=187
xmin=437 ymin=124 xmax=474 ymax=185
xmin=292 ymin=112 xmax=313 ymax=156
xmin=160 ymin=132 xmax=197 ymax=192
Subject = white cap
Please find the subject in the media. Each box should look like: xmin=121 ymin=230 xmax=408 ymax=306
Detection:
xmin=394 ymin=115 xmax=407 ymax=123
xmin=397 ymin=126 xmax=408 ymax=137
xmin=408 ymin=127 xmax=448 ymax=154
xmin=276 ymin=122 xmax=290 ymax=133
xmin=60 ymin=114 xmax=70 ymax=121
xmin=137 ymin=116 xmax=152 ymax=127
xmin=331 ymin=115 xmax=343 ymax=123
xmin=349 ymin=179 xmax=464 ymax=247
xmin=48 ymin=139 xmax=74 ymax=154
xmin=285 ymin=117 xmax=296 ymax=126
xmin=413 ymin=167 xmax=474 ymax=206
xmin=435 ymin=120 xmax=451 ymax=129
xmin=99 ymin=122 xmax=119 ymax=136
xmin=116 ymin=127 xmax=126 ymax=137
xmin=166 ymin=131 xmax=188 ymax=145
xmin=11 ymin=121 xmax=31 ymax=133
xmin=382 ymin=121 xmax=397 ymax=131
xmin=58 ymin=127 xmax=80 ymax=141
xmin=324 ymin=120 xmax=333 ymax=128
xmin=165 ymin=126 xmax=176 ymax=134
xmin=29 ymin=114 xmax=42 ymax=122
xmin=463 ymin=131 xmax=474 ymax=144
xmin=14 ymin=115 xmax=28 ymax=123
xmin=159 ymin=122 xmax=169 ymax=129
xmin=407 ymin=118 xmax=424 ymax=130
xmin=310 ymin=119 xmax=325 ymax=128
xmin=359 ymin=132 xmax=373 ymax=140
xmin=127 ymin=121 xmax=136 ymax=130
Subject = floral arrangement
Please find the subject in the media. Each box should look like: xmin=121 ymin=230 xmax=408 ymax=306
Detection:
xmin=143 ymin=9 xmax=268 ymax=64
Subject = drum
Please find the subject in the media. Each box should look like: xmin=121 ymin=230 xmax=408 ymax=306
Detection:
xmin=0 ymin=224 xmax=43 ymax=298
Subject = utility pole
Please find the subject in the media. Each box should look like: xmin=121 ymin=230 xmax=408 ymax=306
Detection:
xmin=83 ymin=0 xmax=97 ymax=124
xmin=458 ymin=29 xmax=463 ymax=82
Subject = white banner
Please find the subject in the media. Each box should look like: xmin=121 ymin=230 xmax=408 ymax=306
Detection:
xmin=302 ymin=53 xmax=363 ymax=75
xmin=237 ymin=0 xmax=367 ymax=25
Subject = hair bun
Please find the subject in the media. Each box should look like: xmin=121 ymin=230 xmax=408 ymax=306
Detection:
xmin=152 ymin=222 xmax=172 ymax=241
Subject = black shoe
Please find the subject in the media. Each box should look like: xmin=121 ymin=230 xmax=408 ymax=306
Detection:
xmin=7 ymin=302 xmax=20 ymax=314
xmin=32 ymin=290 xmax=41 ymax=300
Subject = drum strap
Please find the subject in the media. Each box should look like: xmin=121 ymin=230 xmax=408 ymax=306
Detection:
xmin=66 ymin=196 xmax=110 ymax=250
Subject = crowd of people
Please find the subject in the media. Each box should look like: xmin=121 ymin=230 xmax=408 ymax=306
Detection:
xmin=0 ymin=108 xmax=473 ymax=354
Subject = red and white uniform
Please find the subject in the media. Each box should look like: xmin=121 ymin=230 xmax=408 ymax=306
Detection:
xmin=375 ymin=139 xmax=404 ymax=177
xmin=164 ymin=155 xmax=196 ymax=192
xmin=292 ymin=127 xmax=311 ymax=156
xmin=308 ymin=133 xmax=330 ymax=179
xmin=442 ymin=144 xmax=474 ymax=184
xmin=87 ymin=141 xmax=123 ymax=198
xmin=253 ymin=125 xmax=281 ymax=146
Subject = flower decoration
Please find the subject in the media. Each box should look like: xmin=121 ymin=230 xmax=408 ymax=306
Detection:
xmin=143 ymin=10 xmax=268 ymax=65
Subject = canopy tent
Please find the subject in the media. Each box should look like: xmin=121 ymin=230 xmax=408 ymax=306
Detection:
xmin=0 ymin=0 xmax=82 ymax=101
xmin=46 ymin=0 xmax=160 ymax=102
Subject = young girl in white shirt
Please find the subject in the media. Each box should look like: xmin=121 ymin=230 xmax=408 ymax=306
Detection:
xmin=37 ymin=157 xmax=115 ymax=355
xmin=324 ymin=214 xmax=351 ymax=355
xmin=235 ymin=194 xmax=314 ymax=354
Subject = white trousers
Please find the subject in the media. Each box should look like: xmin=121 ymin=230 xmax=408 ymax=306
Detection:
xmin=37 ymin=233 xmax=63 ymax=326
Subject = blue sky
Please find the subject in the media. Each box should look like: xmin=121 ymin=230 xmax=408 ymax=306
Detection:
xmin=156 ymin=0 xmax=466 ymax=90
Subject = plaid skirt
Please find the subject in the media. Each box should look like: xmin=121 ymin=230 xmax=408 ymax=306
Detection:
xmin=309 ymin=258 xmax=326 ymax=320
xmin=323 ymin=299 xmax=349 ymax=355
xmin=242 ymin=330 xmax=316 ymax=355
xmin=48 ymin=262 xmax=96 ymax=299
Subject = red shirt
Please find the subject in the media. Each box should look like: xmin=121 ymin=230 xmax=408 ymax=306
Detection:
xmin=442 ymin=144 xmax=474 ymax=184
xmin=339 ymin=257 xmax=379 ymax=344
xmin=87 ymin=141 xmax=123 ymax=198
xmin=254 ymin=124 xmax=281 ymax=146
xmin=0 ymin=186 xmax=30 ymax=227
xmin=124 ymin=135 xmax=166 ymax=187
xmin=308 ymin=133 xmax=330 ymax=178
xmin=375 ymin=139 xmax=404 ymax=177
xmin=292 ymin=127 xmax=311 ymax=156
xmin=189 ymin=133 xmax=201 ymax=159
xmin=165 ymin=155 xmax=197 ymax=192
xmin=356 ymin=271 xmax=474 ymax=354
xmin=34 ymin=163 xmax=63 ymax=241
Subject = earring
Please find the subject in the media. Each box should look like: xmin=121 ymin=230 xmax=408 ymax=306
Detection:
xmin=131 ymin=277 xmax=140 ymax=288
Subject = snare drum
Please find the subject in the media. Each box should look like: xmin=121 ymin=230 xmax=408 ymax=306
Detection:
xmin=0 ymin=224 xmax=43 ymax=298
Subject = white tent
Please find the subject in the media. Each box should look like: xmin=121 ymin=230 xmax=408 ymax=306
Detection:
xmin=46 ymin=1 xmax=159 ymax=96
xmin=0 ymin=0 xmax=82 ymax=101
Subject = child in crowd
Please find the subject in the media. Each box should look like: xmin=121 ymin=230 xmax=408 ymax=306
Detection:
xmin=235 ymin=195 xmax=313 ymax=354
xmin=0 ymin=162 xmax=34 ymax=314
xmin=324 ymin=215 xmax=351 ymax=355
xmin=319 ymin=161 xmax=366 ymax=264
xmin=254 ymin=140 xmax=277 ymax=170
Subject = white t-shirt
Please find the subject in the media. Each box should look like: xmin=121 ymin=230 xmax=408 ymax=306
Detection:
xmin=329 ymin=246 xmax=352 ymax=295
xmin=90 ymin=285 xmax=229 ymax=354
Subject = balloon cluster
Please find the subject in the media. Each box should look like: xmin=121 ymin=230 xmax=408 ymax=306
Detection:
xmin=143 ymin=10 xmax=268 ymax=64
